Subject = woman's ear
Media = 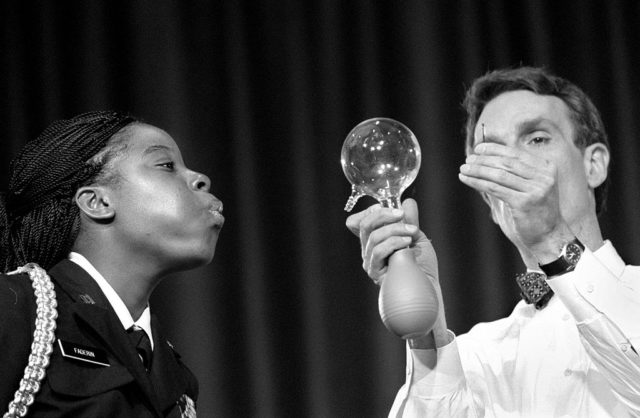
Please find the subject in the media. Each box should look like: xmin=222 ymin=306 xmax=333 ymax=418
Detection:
xmin=583 ymin=142 xmax=610 ymax=189
xmin=75 ymin=186 xmax=115 ymax=221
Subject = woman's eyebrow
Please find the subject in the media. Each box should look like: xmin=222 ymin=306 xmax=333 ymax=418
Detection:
xmin=142 ymin=144 xmax=173 ymax=156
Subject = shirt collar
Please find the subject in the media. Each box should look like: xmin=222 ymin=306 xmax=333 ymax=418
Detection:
xmin=592 ymin=239 xmax=625 ymax=277
xmin=68 ymin=252 xmax=154 ymax=348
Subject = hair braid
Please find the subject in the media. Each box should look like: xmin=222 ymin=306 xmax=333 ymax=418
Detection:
xmin=1 ymin=111 xmax=138 ymax=271
xmin=0 ymin=193 xmax=9 ymax=268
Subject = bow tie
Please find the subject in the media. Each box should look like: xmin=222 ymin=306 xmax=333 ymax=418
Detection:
xmin=515 ymin=272 xmax=554 ymax=309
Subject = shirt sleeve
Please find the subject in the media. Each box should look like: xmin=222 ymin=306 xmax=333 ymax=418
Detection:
xmin=547 ymin=248 xmax=640 ymax=415
xmin=389 ymin=332 xmax=479 ymax=418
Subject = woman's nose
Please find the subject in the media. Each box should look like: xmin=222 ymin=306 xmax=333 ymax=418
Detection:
xmin=191 ymin=171 xmax=211 ymax=192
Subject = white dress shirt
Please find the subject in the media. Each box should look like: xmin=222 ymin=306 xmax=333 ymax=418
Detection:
xmin=68 ymin=252 xmax=154 ymax=349
xmin=390 ymin=241 xmax=640 ymax=417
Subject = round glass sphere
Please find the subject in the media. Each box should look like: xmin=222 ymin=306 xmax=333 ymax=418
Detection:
xmin=341 ymin=118 xmax=421 ymax=211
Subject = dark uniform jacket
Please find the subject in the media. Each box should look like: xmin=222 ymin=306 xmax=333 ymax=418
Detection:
xmin=0 ymin=259 xmax=198 ymax=417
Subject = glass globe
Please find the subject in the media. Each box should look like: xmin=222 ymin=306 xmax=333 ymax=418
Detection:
xmin=341 ymin=118 xmax=421 ymax=211
xmin=341 ymin=117 xmax=436 ymax=339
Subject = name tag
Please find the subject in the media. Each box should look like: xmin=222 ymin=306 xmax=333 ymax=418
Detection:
xmin=58 ymin=339 xmax=110 ymax=367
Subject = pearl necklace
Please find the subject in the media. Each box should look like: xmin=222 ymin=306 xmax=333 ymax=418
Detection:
xmin=3 ymin=263 xmax=57 ymax=418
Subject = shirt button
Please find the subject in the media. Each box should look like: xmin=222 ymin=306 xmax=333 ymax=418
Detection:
xmin=621 ymin=343 xmax=629 ymax=353
xmin=564 ymin=369 xmax=572 ymax=377
xmin=586 ymin=284 xmax=595 ymax=293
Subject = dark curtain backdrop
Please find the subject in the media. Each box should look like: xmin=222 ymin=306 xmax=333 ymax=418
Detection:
xmin=2 ymin=1 xmax=640 ymax=416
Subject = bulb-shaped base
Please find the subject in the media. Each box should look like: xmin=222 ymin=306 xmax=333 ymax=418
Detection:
xmin=379 ymin=248 xmax=439 ymax=339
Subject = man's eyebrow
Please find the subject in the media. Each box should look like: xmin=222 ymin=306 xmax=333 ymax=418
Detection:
xmin=515 ymin=117 xmax=558 ymax=133
xmin=476 ymin=117 xmax=559 ymax=146
xmin=477 ymin=129 xmax=502 ymax=145
xmin=142 ymin=144 xmax=172 ymax=156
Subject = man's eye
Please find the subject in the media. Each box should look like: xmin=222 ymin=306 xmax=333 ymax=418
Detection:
xmin=528 ymin=136 xmax=549 ymax=146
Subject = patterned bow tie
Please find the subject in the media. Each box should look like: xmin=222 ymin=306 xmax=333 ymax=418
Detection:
xmin=515 ymin=272 xmax=554 ymax=309
xmin=178 ymin=394 xmax=197 ymax=418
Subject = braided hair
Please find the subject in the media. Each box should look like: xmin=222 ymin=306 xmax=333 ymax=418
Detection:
xmin=0 ymin=111 xmax=138 ymax=272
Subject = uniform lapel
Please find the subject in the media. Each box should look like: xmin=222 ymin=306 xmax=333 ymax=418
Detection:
xmin=49 ymin=260 xmax=164 ymax=416
xmin=149 ymin=314 xmax=190 ymax=414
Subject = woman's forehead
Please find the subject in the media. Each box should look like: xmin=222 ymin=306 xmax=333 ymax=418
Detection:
xmin=126 ymin=124 xmax=180 ymax=154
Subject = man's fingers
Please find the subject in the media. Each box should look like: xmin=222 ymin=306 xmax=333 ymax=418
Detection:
xmin=473 ymin=141 xmax=526 ymax=159
xmin=471 ymin=142 xmax=554 ymax=176
xmin=460 ymin=159 xmax=554 ymax=195
xmin=367 ymin=236 xmax=413 ymax=279
xmin=459 ymin=172 xmax=519 ymax=202
xmin=464 ymin=154 xmax=539 ymax=181
xmin=346 ymin=203 xmax=382 ymax=236
xmin=347 ymin=204 xmax=405 ymax=244
xmin=364 ymin=222 xmax=418 ymax=258
xmin=346 ymin=200 xmax=425 ymax=285
xmin=401 ymin=198 xmax=420 ymax=228
xmin=460 ymin=163 xmax=525 ymax=192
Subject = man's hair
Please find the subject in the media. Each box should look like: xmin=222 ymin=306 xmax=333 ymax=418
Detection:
xmin=0 ymin=111 xmax=138 ymax=271
xmin=463 ymin=66 xmax=610 ymax=215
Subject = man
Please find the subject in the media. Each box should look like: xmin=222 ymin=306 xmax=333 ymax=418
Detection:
xmin=1 ymin=111 xmax=223 ymax=417
xmin=347 ymin=67 xmax=640 ymax=416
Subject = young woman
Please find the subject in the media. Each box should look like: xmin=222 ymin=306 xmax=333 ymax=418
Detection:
xmin=1 ymin=111 xmax=224 ymax=417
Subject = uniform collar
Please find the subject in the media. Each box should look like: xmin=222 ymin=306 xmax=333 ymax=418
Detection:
xmin=68 ymin=252 xmax=154 ymax=349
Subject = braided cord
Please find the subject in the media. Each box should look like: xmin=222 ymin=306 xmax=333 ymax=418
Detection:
xmin=3 ymin=264 xmax=57 ymax=418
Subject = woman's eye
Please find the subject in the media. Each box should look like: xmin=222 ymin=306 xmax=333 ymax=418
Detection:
xmin=159 ymin=161 xmax=175 ymax=170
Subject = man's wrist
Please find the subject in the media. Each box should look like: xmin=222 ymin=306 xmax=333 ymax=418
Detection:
xmin=528 ymin=225 xmax=576 ymax=265
xmin=539 ymin=237 xmax=585 ymax=277
xmin=408 ymin=323 xmax=452 ymax=349
xmin=408 ymin=332 xmax=436 ymax=349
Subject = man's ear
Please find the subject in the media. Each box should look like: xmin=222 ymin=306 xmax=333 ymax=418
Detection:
xmin=583 ymin=142 xmax=610 ymax=189
xmin=75 ymin=186 xmax=115 ymax=221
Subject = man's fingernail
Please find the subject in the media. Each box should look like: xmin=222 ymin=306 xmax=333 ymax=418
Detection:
xmin=405 ymin=224 xmax=418 ymax=233
xmin=391 ymin=209 xmax=403 ymax=216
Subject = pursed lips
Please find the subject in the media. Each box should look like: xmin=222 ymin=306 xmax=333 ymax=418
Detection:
xmin=207 ymin=202 xmax=225 ymax=227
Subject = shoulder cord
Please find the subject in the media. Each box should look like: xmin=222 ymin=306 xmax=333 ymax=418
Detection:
xmin=3 ymin=263 xmax=57 ymax=418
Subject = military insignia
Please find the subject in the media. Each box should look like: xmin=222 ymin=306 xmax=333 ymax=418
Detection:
xmin=78 ymin=294 xmax=96 ymax=304
xmin=177 ymin=394 xmax=197 ymax=417
xmin=58 ymin=339 xmax=110 ymax=367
